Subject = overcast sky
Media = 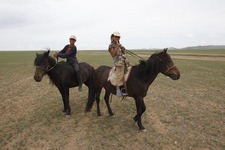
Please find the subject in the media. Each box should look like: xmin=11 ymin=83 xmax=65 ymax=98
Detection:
xmin=0 ymin=0 xmax=225 ymax=50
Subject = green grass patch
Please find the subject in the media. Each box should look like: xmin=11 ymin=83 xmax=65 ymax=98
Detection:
xmin=0 ymin=50 xmax=225 ymax=149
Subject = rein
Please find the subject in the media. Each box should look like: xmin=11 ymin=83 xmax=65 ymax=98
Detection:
xmin=36 ymin=63 xmax=57 ymax=72
xmin=126 ymin=50 xmax=175 ymax=73
xmin=126 ymin=50 xmax=145 ymax=61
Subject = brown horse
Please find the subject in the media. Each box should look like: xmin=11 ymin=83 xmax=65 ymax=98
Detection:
xmin=33 ymin=50 xmax=95 ymax=115
xmin=87 ymin=49 xmax=180 ymax=131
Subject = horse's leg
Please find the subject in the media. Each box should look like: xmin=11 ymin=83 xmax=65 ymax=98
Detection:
xmin=58 ymin=87 xmax=67 ymax=113
xmin=95 ymin=88 xmax=102 ymax=116
xmin=84 ymin=80 xmax=96 ymax=112
xmin=104 ymin=91 xmax=114 ymax=116
xmin=65 ymin=88 xmax=71 ymax=115
xmin=133 ymin=97 xmax=146 ymax=131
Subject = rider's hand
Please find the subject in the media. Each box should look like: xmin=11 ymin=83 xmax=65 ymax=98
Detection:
xmin=53 ymin=52 xmax=58 ymax=58
xmin=121 ymin=46 xmax=126 ymax=54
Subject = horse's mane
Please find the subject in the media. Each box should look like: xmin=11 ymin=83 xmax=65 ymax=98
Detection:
xmin=48 ymin=56 xmax=56 ymax=66
xmin=34 ymin=52 xmax=56 ymax=67
xmin=135 ymin=54 xmax=161 ymax=81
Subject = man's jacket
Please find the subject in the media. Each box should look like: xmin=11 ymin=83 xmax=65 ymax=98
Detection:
xmin=58 ymin=44 xmax=78 ymax=63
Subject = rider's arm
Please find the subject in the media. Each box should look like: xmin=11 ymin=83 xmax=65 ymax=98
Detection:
xmin=121 ymin=45 xmax=126 ymax=54
xmin=108 ymin=42 xmax=120 ymax=57
xmin=57 ymin=45 xmax=76 ymax=58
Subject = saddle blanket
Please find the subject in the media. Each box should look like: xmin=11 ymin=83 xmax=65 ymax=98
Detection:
xmin=108 ymin=66 xmax=132 ymax=86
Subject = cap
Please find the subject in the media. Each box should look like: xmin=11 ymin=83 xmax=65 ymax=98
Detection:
xmin=113 ymin=32 xmax=121 ymax=37
xmin=69 ymin=35 xmax=76 ymax=40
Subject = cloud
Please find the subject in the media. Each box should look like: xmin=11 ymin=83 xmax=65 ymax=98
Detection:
xmin=0 ymin=0 xmax=225 ymax=50
xmin=185 ymin=34 xmax=196 ymax=38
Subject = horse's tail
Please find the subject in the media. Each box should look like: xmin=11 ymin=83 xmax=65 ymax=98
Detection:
xmin=85 ymin=65 xmax=96 ymax=112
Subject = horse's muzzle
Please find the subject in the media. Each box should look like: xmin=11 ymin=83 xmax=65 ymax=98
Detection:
xmin=171 ymin=69 xmax=180 ymax=80
xmin=171 ymin=73 xmax=180 ymax=80
xmin=34 ymin=75 xmax=42 ymax=82
xmin=169 ymin=66 xmax=180 ymax=80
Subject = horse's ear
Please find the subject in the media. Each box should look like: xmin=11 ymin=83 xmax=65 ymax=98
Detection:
xmin=159 ymin=48 xmax=168 ymax=57
xmin=47 ymin=49 xmax=50 ymax=55
xmin=36 ymin=53 xmax=38 ymax=56
xmin=156 ymin=48 xmax=168 ymax=59
xmin=163 ymin=48 xmax=168 ymax=54
xmin=44 ymin=49 xmax=50 ymax=56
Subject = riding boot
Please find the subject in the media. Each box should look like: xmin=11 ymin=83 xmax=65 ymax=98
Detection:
xmin=72 ymin=63 xmax=83 ymax=91
xmin=120 ymin=85 xmax=127 ymax=96
xmin=77 ymin=73 xmax=82 ymax=91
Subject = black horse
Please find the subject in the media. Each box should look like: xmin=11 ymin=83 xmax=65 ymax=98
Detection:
xmin=33 ymin=50 xmax=95 ymax=115
xmin=87 ymin=49 xmax=180 ymax=131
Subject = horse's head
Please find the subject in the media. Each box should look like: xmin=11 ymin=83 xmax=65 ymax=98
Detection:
xmin=33 ymin=50 xmax=51 ymax=82
xmin=153 ymin=48 xmax=180 ymax=80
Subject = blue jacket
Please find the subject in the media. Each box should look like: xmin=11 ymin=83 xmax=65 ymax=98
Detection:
xmin=57 ymin=44 xmax=78 ymax=63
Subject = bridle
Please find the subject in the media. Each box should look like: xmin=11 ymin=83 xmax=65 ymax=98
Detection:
xmin=165 ymin=64 xmax=176 ymax=73
xmin=35 ymin=63 xmax=56 ymax=72
xmin=156 ymin=56 xmax=176 ymax=73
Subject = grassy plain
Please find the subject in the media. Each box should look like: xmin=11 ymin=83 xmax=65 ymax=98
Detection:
xmin=0 ymin=49 xmax=225 ymax=150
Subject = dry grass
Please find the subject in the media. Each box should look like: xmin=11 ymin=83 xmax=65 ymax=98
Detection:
xmin=0 ymin=50 xmax=225 ymax=150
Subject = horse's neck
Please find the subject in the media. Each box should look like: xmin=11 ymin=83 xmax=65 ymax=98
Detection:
xmin=48 ymin=56 xmax=56 ymax=67
xmin=146 ymin=70 xmax=159 ymax=86
xmin=137 ymin=58 xmax=161 ymax=85
xmin=46 ymin=57 xmax=58 ymax=83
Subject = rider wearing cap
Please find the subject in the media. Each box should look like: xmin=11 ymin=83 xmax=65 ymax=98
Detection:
xmin=54 ymin=35 xmax=82 ymax=91
xmin=108 ymin=32 xmax=127 ymax=96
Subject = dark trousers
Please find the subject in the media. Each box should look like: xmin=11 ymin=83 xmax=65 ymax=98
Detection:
xmin=72 ymin=62 xmax=82 ymax=86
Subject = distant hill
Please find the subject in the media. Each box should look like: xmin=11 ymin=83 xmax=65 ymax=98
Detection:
xmin=181 ymin=45 xmax=225 ymax=50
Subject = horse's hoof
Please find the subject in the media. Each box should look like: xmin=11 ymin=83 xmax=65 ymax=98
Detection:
xmin=140 ymin=129 xmax=147 ymax=132
xmin=84 ymin=110 xmax=91 ymax=113
xmin=66 ymin=115 xmax=71 ymax=118
xmin=66 ymin=111 xmax=71 ymax=116
xmin=97 ymin=113 xmax=102 ymax=116
xmin=110 ymin=114 xmax=115 ymax=118
xmin=84 ymin=111 xmax=90 ymax=115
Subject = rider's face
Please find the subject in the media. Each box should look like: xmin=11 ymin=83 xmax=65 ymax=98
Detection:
xmin=69 ymin=39 xmax=75 ymax=45
xmin=113 ymin=36 xmax=120 ymax=42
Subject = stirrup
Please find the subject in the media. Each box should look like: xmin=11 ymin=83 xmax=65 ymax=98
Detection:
xmin=122 ymin=92 xmax=128 ymax=96
xmin=78 ymin=85 xmax=82 ymax=92
xmin=121 ymin=88 xmax=127 ymax=96
xmin=116 ymin=90 xmax=123 ymax=97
